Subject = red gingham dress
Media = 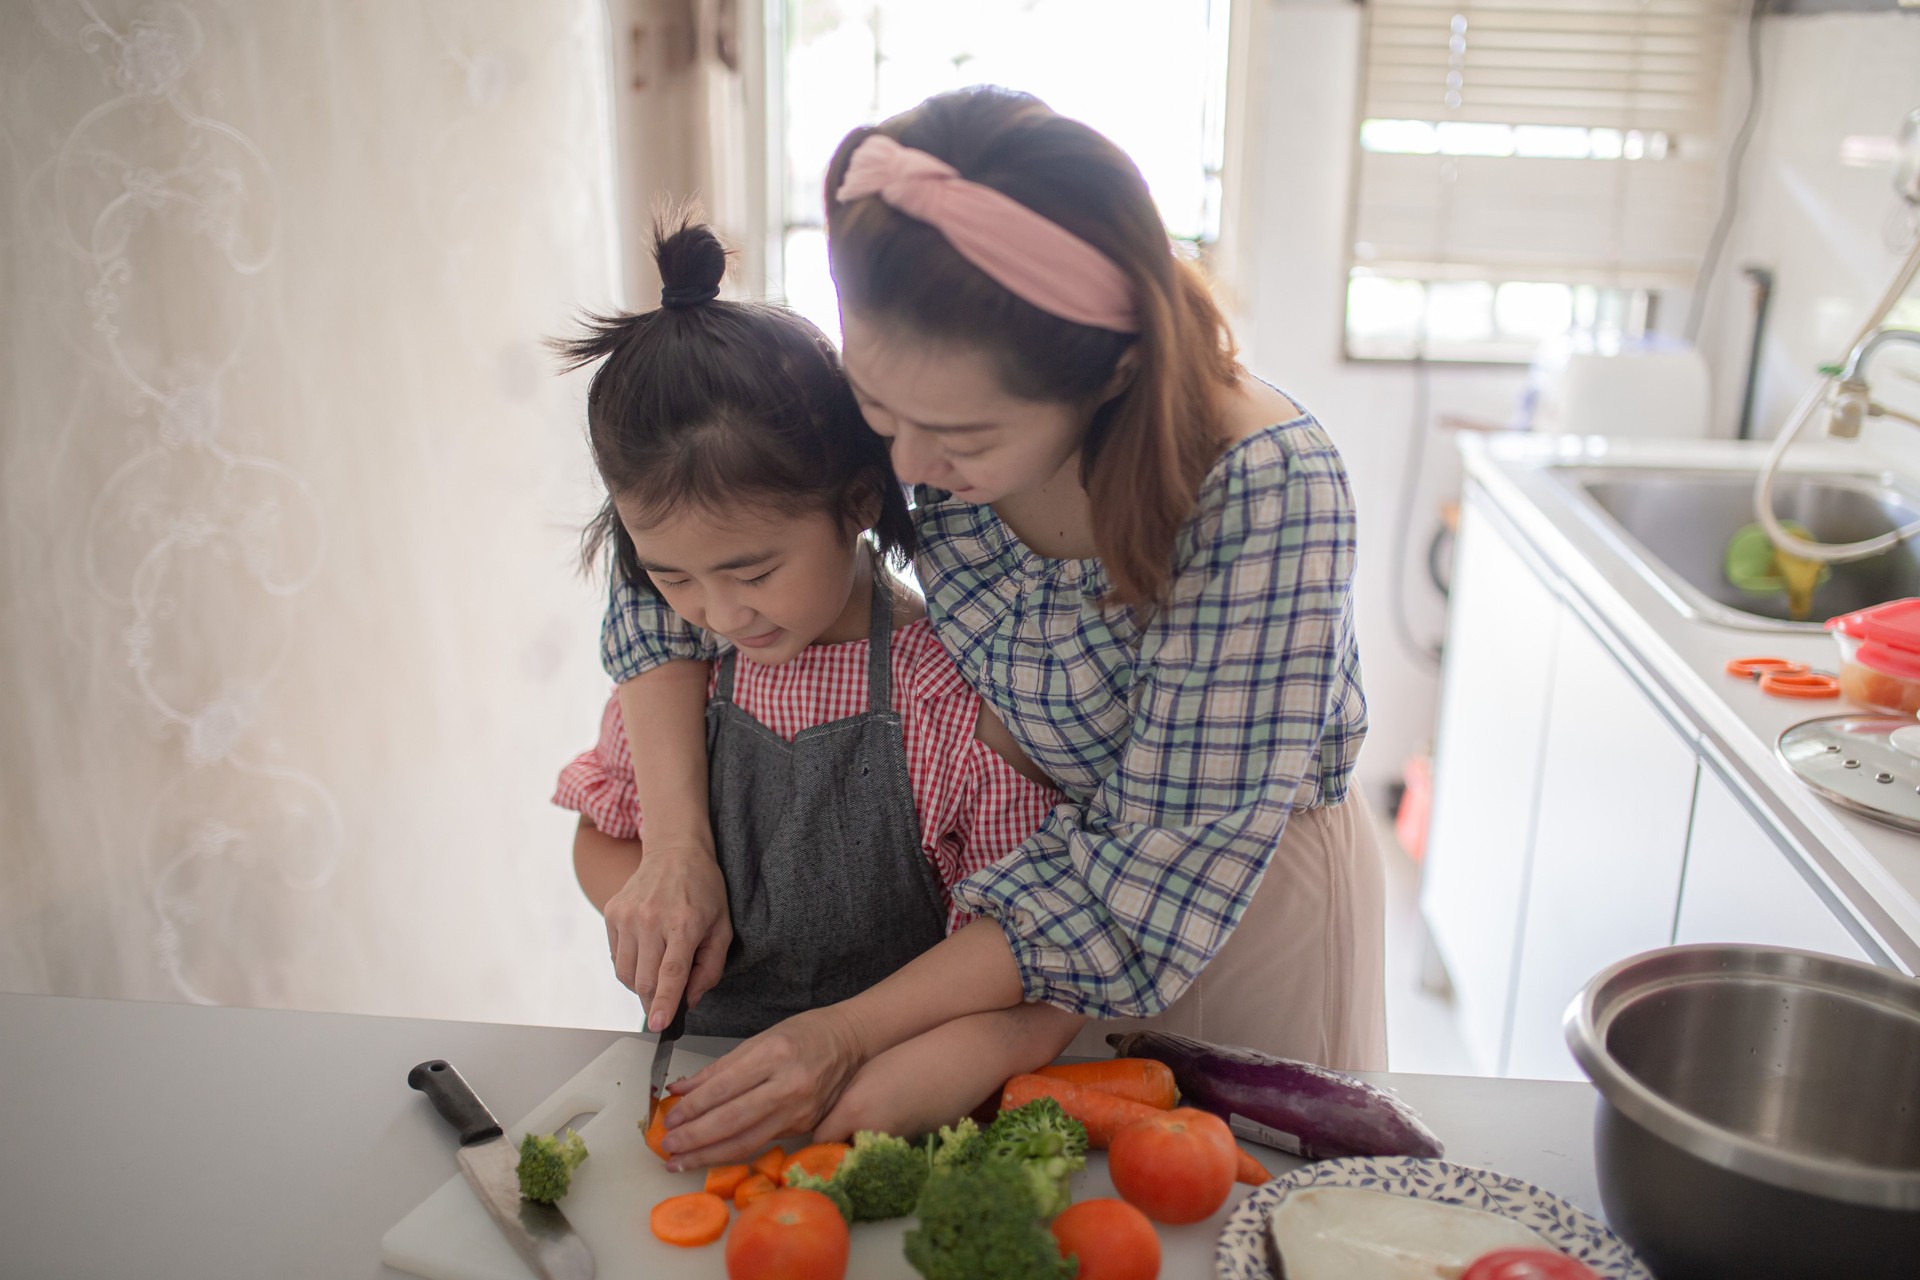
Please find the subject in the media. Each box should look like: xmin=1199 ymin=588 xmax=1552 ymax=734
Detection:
xmin=553 ymin=619 xmax=1062 ymax=933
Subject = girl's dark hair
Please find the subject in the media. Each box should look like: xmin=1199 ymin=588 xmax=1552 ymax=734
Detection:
xmin=826 ymin=87 xmax=1239 ymax=606
xmin=555 ymin=215 xmax=913 ymax=593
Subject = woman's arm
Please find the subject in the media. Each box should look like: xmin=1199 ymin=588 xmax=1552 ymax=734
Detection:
xmin=609 ymin=661 xmax=732 ymax=1027
xmin=816 ymin=1003 xmax=1086 ymax=1142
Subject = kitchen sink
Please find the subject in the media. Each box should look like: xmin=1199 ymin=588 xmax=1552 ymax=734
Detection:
xmin=1554 ymin=468 xmax=1920 ymax=631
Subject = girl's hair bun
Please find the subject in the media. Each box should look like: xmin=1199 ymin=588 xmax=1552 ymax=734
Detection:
xmin=654 ymin=215 xmax=727 ymax=309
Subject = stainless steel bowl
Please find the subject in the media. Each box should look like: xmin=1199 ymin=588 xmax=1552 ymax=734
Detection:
xmin=1566 ymin=945 xmax=1920 ymax=1279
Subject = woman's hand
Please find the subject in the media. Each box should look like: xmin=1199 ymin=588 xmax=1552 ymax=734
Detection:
xmin=604 ymin=843 xmax=732 ymax=1030
xmin=659 ymin=1006 xmax=868 ymax=1168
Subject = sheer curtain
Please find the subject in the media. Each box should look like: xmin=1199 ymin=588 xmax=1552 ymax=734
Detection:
xmin=2 ymin=0 xmax=643 ymax=1029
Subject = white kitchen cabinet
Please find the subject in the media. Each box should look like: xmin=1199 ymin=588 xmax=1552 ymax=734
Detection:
xmin=1504 ymin=615 xmax=1701 ymax=1080
xmin=1420 ymin=504 xmax=1563 ymax=1074
xmin=1675 ymin=765 xmax=1873 ymax=962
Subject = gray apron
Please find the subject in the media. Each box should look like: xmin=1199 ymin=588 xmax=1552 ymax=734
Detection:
xmin=687 ymin=571 xmax=950 ymax=1038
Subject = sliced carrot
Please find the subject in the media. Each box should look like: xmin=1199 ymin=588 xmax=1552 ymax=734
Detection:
xmin=1234 ymin=1146 xmax=1272 ymax=1185
xmin=705 ymin=1163 xmax=752 ymax=1199
xmin=733 ymin=1172 xmax=777 ymax=1209
xmin=782 ymin=1142 xmax=852 ymax=1184
xmin=1036 ymin=1059 xmax=1179 ymax=1110
xmin=750 ymin=1146 xmax=787 ymax=1183
xmin=643 ymin=1094 xmax=679 ymax=1161
xmin=649 ymin=1191 xmax=730 ymax=1247
xmin=1000 ymin=1073 xmax=1165 ymax=1149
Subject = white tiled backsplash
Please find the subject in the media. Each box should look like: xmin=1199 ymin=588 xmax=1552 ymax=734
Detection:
xmin=1702 ymin=13 xmax=1920 ymax=472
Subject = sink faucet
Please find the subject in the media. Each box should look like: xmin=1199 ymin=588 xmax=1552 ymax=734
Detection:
xmin=1825 ymin=326 xmax=1920 ymax=438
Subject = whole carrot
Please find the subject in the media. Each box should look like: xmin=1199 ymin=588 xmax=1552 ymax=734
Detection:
xmin=1234 ymin=1147 xmax=1272 ymax=1185
xmin=1000 ymin=1073 xmax=1164 ymax=1148
xmin=1036 ymin=1059 xmax=1178 ymax=1110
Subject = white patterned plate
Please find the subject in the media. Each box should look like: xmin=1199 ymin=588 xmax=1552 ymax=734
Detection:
xmin=1215 ymin=1156 xmax=1651 ymax=1280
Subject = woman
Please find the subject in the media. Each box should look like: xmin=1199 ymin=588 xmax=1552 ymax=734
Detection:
xmin=602 ymin=86 xmax=1386 ymax=1167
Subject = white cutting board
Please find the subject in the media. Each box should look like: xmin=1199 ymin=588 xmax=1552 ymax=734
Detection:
xmin=381 ymin=1035 xmax=1242 ymax=1280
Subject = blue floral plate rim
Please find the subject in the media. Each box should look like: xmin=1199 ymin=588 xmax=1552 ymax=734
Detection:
xmin=1214 ymin=1155 xmax=1651 ymax=1280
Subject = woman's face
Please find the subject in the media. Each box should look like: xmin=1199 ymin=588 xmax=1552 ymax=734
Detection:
xmin=619 ymin=499 xmax=868 ymax=667
xmin=839 ymin=311 xmax=1089 ymax=506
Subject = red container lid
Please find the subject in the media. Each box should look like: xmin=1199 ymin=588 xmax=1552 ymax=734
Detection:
xmin=1828 ymin=598 xmax=1920 ymax=679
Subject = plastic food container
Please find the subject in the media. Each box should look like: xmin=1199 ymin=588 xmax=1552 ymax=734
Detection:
xmin=1827 ymin=599 xmax=1920 ymax=714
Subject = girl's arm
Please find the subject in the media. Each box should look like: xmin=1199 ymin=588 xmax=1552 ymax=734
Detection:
xmin=816 ymin=1003 xmax=1086 ymax=1142
xmin=572 ymin=815 xmax=642 ymax=910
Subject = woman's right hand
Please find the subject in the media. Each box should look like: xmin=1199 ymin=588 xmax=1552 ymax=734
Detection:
xmin=604 ymin=842 xmax=732 ymax=1030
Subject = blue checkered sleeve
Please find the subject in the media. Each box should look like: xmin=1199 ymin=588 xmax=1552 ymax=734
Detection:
xmin=600 ymin=575 xmax=722 ymax=682
xmin=950 ymin=437 xmax=1363 ymax=1018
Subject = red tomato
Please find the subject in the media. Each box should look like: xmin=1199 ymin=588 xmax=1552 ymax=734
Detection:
xmin=724 ymin=1188 xmax=849 ymax=1280
xmin=1461 ymin=1248 xmax=1602 ymax=1280
xmin=1106 ymin=1107 xmax=1238 ymax=1225
xmin=1050 ymin=1198 xmax=1161 ymax=1280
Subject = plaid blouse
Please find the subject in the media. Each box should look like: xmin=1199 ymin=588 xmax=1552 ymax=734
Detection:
xmin=599 ymin=411 xmax=1368 ymax=1018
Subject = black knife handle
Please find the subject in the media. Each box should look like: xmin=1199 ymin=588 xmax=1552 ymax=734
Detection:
xmin=408 ymin=1059 xmax=504 ymax=1146
xmin=661 ymin=992 xmax=689 ymax=1041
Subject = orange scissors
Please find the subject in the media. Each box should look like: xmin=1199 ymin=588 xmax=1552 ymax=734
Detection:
xmin=1725 ymin=656 xmax=1840 ymax=700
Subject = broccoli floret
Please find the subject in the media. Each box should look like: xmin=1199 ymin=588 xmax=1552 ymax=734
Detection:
xmin=905 ymin=1161 xmax=1077 ymax=1280
xmin=983 ymin=1098 xmax=1088 ymax=1219
xmin=515 ymin=1129 xmax=588 ymax=1204
xmin=832 ymin=1130 xmax=933 ymax=1221
xmin=927 ymin=1116 xmax=987 ymax=1171
xmin=784 ymin=1169 xmax=856 ymax=1222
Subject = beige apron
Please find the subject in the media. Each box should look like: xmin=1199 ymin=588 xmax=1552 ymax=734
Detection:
xmin=1062 ymin=789 xmax=1389 ymax=1072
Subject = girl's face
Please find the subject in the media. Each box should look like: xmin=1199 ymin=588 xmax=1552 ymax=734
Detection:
xmin=619 ymin=499 xmax=870 ymax=666
xmin=839 ymin=311 xmax=1089 ymax=506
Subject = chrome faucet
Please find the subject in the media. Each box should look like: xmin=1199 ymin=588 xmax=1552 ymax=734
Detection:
xmin=1826 ymin=326 xmax=1920 ymax=438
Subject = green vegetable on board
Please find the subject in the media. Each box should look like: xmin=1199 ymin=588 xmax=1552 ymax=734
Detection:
xmin=515 ymin=1129 xmax=588 ymax=1205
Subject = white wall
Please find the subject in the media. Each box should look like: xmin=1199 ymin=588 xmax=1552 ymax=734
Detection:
xmin=1697 ymin=12 xmax=1920 ymax=450
xmin=1235 ymin=0 xmax=1528 ymax=805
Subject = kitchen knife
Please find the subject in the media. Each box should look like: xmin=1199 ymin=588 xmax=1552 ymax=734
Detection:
xmin=647 ymin=992 xmax=689 ymax=1122
xmin=408 ymin=1059 xmax=594 ymax=1280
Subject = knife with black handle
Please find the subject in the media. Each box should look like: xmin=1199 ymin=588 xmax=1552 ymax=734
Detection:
xmin=408 ymin=1059 xmax=595 ymax=1280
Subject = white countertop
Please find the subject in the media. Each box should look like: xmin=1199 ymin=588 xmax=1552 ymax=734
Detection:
xmin=0 ymin=992 xmax=1605 ymax=1280
xmin=1460 ymin=433 xmax=1920 ymax=972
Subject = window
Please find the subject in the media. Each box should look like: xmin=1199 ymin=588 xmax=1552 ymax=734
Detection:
xmin=779 ymin=0 xmax=1233 ymax=343
xmin=1345 ymin=0 xmax=1740 ymax=362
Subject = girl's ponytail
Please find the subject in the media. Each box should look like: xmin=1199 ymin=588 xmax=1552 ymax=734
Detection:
xmin=654 ymin=219 xmax=728 ymax=310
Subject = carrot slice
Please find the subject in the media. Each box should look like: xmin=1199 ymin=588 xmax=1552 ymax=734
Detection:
xmin=1000 ymin=1073 xmax=1165 ymax=1149
xmin=705 ymin=1163 xmax=752 ymax=1199
xmin=650 ymin=1191 xmax=729 ymax=1247
xmin=782 ymin=1142 xmax=852 ymax=1184
xmin=1234 ymin=1146 xmax=1272 ymax=1185
xmin=733 ymin=1172 xmax=777 ymax=1209
xmin=1036 ymin=1059 xmax=1179 ymax=1110
xmin=750 ymin=1146 xmax=787 ymax=1183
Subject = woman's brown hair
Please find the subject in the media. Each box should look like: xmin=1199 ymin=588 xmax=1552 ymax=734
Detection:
xmin=825 ymin=86 xmax=1239 ymax=606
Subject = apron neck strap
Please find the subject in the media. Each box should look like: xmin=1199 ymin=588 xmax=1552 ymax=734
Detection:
xmin=866 ymin=558 xmax=894 ymax=715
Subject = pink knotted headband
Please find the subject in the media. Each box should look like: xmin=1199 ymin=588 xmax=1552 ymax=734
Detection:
xmin=834 ymin=134 xmax=1139 ymax=334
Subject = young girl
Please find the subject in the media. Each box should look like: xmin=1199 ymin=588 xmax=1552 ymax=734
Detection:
xmin=552 ymin=219 xmax=1074 ymax=1092
xmin=611 ymin=88 xmax=1388 ymax=1168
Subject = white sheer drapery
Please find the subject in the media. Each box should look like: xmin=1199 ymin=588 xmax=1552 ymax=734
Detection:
xmin=2 ymin=0 xmax=639 ymax=1029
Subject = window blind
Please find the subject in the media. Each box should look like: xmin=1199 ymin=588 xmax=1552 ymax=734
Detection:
xmin=1351 ymin=0 xmax=1742 ymax=291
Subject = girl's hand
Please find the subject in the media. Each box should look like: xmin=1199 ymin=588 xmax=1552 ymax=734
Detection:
xmin=658 ymin=1006 xmax=867 ymax=1168
xmin=604 ymin=843 xmax=732 ymax=1030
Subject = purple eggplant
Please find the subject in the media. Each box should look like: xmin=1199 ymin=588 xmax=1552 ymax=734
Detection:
xmin=1106 ymin=1030 xmax=1443 ymax=1161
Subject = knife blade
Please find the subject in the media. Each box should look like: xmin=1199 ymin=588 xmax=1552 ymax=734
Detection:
xmin=647 ymin=993 xmax=690 ymax=1122
xmin=408 ymin=1059 xmax=595 ymax=1280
